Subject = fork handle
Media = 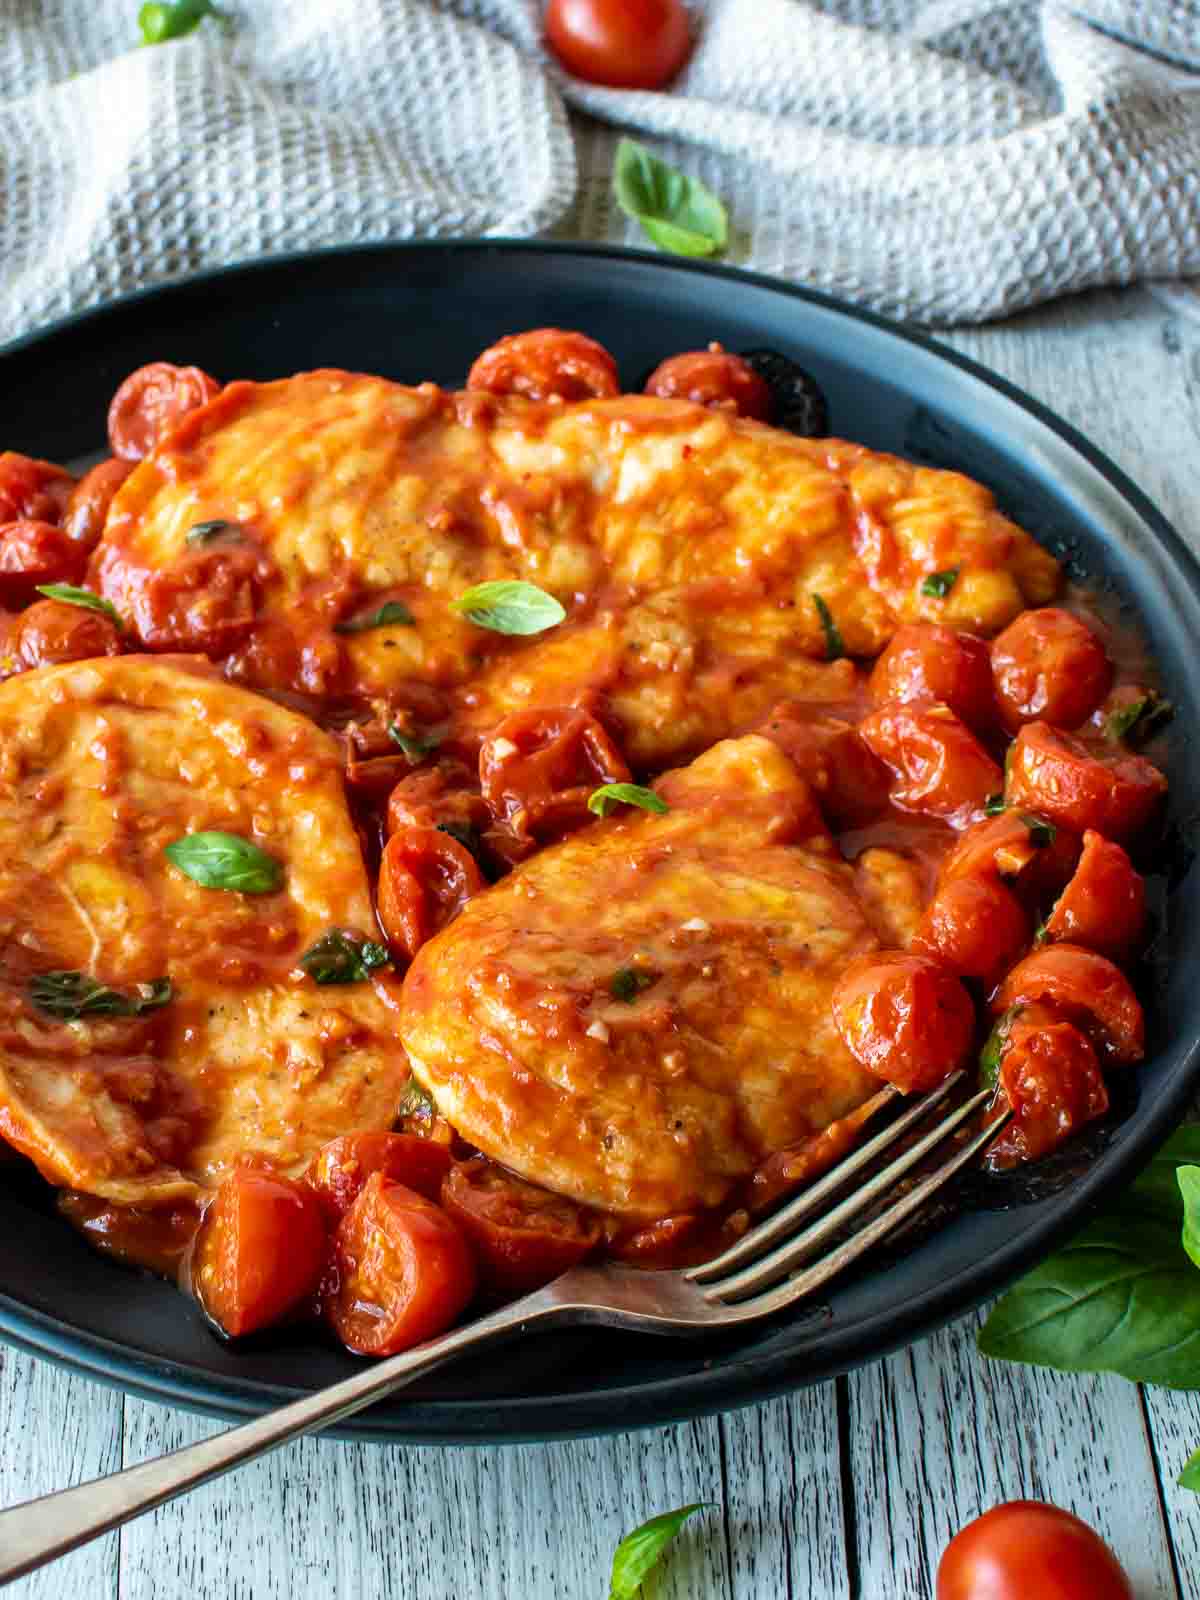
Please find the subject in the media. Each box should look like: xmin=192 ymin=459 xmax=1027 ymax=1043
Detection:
xmin=0 ymin=1290 xmax=559 ymax=1587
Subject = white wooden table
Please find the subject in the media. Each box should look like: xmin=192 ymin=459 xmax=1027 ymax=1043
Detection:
xmin=3 ymin=281 xmax=1200 ymax=1599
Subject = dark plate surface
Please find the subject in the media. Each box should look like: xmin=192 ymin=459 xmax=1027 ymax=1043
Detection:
xmin=0 ymin=241 xmax=1197 ymax=1443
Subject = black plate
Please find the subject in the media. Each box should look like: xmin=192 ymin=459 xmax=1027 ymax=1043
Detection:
xmin=1 ymin=242 xmax=1197 ymax=1443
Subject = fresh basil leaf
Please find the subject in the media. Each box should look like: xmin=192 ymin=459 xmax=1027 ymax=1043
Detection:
xmin=1020 ymin=813 xmax=1056 ymax=848
xmin=299 ymin=930 xmax=390 ymax=986
xmin=812 ymin=594 xmax=844 ymax=661
xmin=1129 ymin=1127 xmax=1200 ymax=1222
xmin=29 ymin=970 xmax=172 ymax=1022
xmin=399 ymin=1077 xmax=437 ymax=1120
xmin=609 ymin=1504 xmax=710 ymax=1600
xmin=610 ymin=967 xmax=658 ymax=1004
xmin=921 ymin=567 xmax=959 ymax=599
xmin=1180 ymin=1446 xmax=1200 ymax=1494
xmin=613 ymin=140 xmax=727 ymax=260
xmin=35 ymin=585 xmax=123 ymax=629
xmin=984 ymin=793 xmax=1006 ymax=816
xmin=387 ymin=725 xmax=440 ymax=761
xmin=335 ymin=600 xmax=415 ymax=635
xmin=588 ymin=784 xmax=669 ymax=818
xmin=978 ymin=1005 xmax=1021 ymax=1091
xmin=451 ymin=580 xmax=565 ymax=637
xmin=1105 ymin=693 xmax=1174 ymax=745
xmin=186 ymin=519 xmax=242 ymax=546
xmin=165 ymin=831 xmax=282 ymax=894
xmin=139 ymin=0 xmax=225 ymax=44
xmin=1180 ymin=1166 xmax=1200 ymax=1271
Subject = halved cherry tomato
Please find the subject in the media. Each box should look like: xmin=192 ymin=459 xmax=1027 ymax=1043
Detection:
xmin=307 ymin=1131 xmax=453 ymax=1224
xmin=644 ymin=345 xmax=772 ymax=420
xmin=11 ymin=598 xmax=124 ymax=669
xmin=467 ymin=329 xmax=619 ymax=403
xmin=985 ymin=1002 xmax=1108 ymax=1167
xmin=479 ymin=707 xmax=631 ymax=842
xmin=61 ymin=459 xmax=135 ymax=551
xmin=0 ymin=452 xmax=74 ymax=526
xmin=386 ymin=758 xmax=490 ymax=839
xmin=192 ymin=1169 xmax=328 ymax=1338
xmin=991 ymin=607 xmax=1112 ymax=732
xmin=440 ymin=1158 xmax=601 ymax=1298
xmin=0 ymin=520 xmax=86 ymax=607
xmin=858 ymin=702 xmax=1002 ymax=830
xmin=992 ymin=944 xmax=1144 ymax=1065
xmin=938 ymin=810 xmax=1080 ymax=908
xmin=1043 ymin=830 xmax=1145 ymax=960
xmin=324 ymin=1172 xmax=476 ymax=1357
xmin=832 ymin=951 xmax=975 ymax=1092
xmin=107 ymin=362 xmax=221 ymax=461
xmin=545 ymin=0 xmax=691 ymax=89
xmin=756 ymin=704 xmax=889 ymax=827
xmin=868 ymin=623 xmax=995 ymax=733
xmin=912 ymin=875 xmax=1029 ymax=991
xmin=937 ymin=1500 xmax=1133 ymax=1600
xmin=377 ymin=824 xmax=485 ymax=963
xmin=1005 ymin=722 xmax=1167 ymax=843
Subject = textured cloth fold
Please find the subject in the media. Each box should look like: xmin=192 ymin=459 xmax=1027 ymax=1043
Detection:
xmin=1 ymin=0 xmax=1198 ymax=340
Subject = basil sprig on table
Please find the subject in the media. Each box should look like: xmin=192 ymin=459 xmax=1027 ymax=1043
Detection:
xmin=613 ymin=139 xmax=728 ymax=260
xmin=35 ymin=585 xmax=123 ymax=629
xmin=335 ymin=600 xmax=415 ymax=634
xmin=609 ymin=1504 xmax=710 ymax=1599
xmin=139 ymin=0 xmax=227 ymax=45
xmin=299 ymin=930 xmax=389 ymax=985
xmin=588 ymin=783 xmax=668 ymax=818
xmin=451 ymin=580 xmax=565 ymax=636
xmin=921 ymin=567 xmax=960 ymax=599
xmin=165 ymin=831 xmax=283 ymax=894
xmin=29 ymin=971 xmax=173 ymax=1022
xmin=811 ymin=594 xmax=844 ymax=661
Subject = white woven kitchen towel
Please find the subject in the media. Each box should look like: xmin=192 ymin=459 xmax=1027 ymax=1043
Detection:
xmin=2 ymin=1 xmax=1198 ymax=341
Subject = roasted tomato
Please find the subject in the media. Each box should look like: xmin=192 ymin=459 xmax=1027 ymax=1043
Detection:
xmin=544 ymin=0 xmax=691 ymax=89
xmin=377 ymin=824 xmax=485 ymax=963
xmin=307 ymin=1131 xmax=453 ymax=1223
xmin=192 ymin=1169 xmax=328 ymax=1338
xmin=467 ymin=328 xmax=619 ymax=403
xmin=324 ymin=1172 xmax=476 ymax=1357
xmin=1043 ymin=830 xmax=1145 ymax=960
xmin=644 ymin=345 xmax=772 ymax=420
xmin=832 ymin=951 xmax=975 ymax=1092
xmin=386 ymin=759 xmax=490 ymax=838
xmin=479 ymin=707 xmax=631 ymax=842
xmin=11 ymin=598 xmax=124 ymax=669
xmin=61 ymin=459 xmax=135 ymax=552
xmin=107 ymin=362 xmax=221 ymax=461
xmin=938 ymin=810 xmax=1080 ymax=908
xmin=912 ymin=875 xmax=1029 ymax=992
xmin=0 ymin=452 xmax=74 ymax=526
xmin=868 ymin=624 xmax=995 ymax=734
xmin=858 ymin=702 xmax=1002 ymax=830
xmin=992 ymin=944 xmax=1143 ymax=1065
xmin=129 ymin=542 xmax=264 ymax=655
xmin=984 ymin=1002 xmax=1108 ymax=1167
xmin=757 ymin=704 xmax=889 ymax=827
xmin=440 ymin=1158 xmax=601 ymax=1298
xmin=0 ymin=520 xmax=87 ymax=607
xmin=1005 ymin=722 xmax=1167 ymax=843
xmin=937 ymin=1500 xmax=1133 ymax=1600
xmin=990 ymin=607 xmax=1112 ymax=732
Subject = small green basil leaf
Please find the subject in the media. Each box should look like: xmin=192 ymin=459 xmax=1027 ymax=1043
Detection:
xmin=139 ymin=0 xmax=225 ymax=44
xmin=613 ymin=140 xmax=727 ymax=260
xmin=979 ymin=1005 xmax=1021 ymax=1091
xmin=399 ymin=1077 xmax=437 ymax=1121
xmin=387 ymin=725 xmax=441 ymax=761
xmin=1105 ymin=693 xmax=1174 ymax=745
xmin=299 ymin=930 xmax=390 ymax=985
xmin=29 ymin=970 xmax=173 ymax=1022
xmin=1179 ymin=1166 xmax=1200 ymax=1271
xmin=1179 ymin=1446 xmax=1200 ymax=1494
xmin=335 ymin=600 xmax=415 ymax=635
xmin=921 ymin=568 xmax=960 ymax=599
xmin=451 ymin=580 xmax=565 ymax=637
xmin=588 ymin=784 xmax=669 ymax=818
xmin=811 ymin=594 xmax=844 ymax=661
xmin=610 ymin=967 xmax=658 ymax=1004
xmin=186 ymin=519 xmax=242 ymax=546
xmin=35 ymin=585 xmax=123 ymax=629
xmin=1033 ymin=921 xmax=1049 ymax=947
xmin=984 ymin=793 xmax=1007 ymax=816
xmin=609 ymin=1504 xmax=710 ymax=1600
xmin=1020 ymin=813 xmax=1056 ymax=848
xmin=165 ymin=831 xmax=282 ymax=894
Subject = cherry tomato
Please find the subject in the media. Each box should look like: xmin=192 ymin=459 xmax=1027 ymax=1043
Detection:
xmin=120 ymin=542 xmax=264 ymax=655
xmin=985 ymin=1003 xmax=1108 ymax=1168
xmin=61 ymin=459 xmax=135 ymax=552
xmin=992 ymin=944 xmax=1143 ymax=1065
xmin=192 ymin=1169 xmax=328 ymax=1338
xmin=440 ymin=1158 xmax=601 ymax=1298
xmin=107 ymin=362 xmax=221 ymax=461
xmin=0 ymin=520 xmax=87 ymax=607
xmin=479 ymin=707 xmax=631 ymax=843
xmin=832 ymin=951 xmax=975 ymax=1092
xmin=756 ymin=704 xmax=889 ymax=827
xmin=324 ymin=1172 xmax=476 ymax=1357
xmin=386 ymin=758 xmax=490 ymax=839
xmin=858 ymin=702 xmax=1003 ymax=830
xmin=991 ymin=607 xmax=1112 ymax=732
xmin=868 ymin=623 xmax=996 ymax=734
xmin=937 ymin=1500 xmax=1133 ymax=1600
xmin=307 ymin=1131 xmax=453 ymax=1224
xmin=11 ymin=598 xmax=124 ymax=669
xmin=544 ymin=0 xmax=691 ymax=89
xmin=938 ymin=811 xmax=1080 ymax=909
xmin=467 ymin=328 xmax=619 ymax=403
xmin=913 ymin=875 xmax=1029 ymax=991
xmin=377 ymin=824 xmax=485 ymax=963
xmin=644 ymin=345 xmax=772 ymax=420
xmin=1005 ymin=722 xmax=1166 ymax=843
xmin=0 ymin=452 xmax=74 ymax=526
xmin=1043 ymin=830 xmax=1145 ymax=960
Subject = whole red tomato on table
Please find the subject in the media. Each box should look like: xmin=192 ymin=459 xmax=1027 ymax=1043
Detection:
xmin=545 ymin=0 xmax=691 ymax=89
xmin=937 ymin=1501 xmax=1134 ymax=1599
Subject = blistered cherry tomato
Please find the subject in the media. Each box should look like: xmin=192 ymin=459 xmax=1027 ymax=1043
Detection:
xmin=1043 ymin=830 xmax=1145 ymax=960
xmin=107 ymin=362 xmax=221 ymax=461
xmin=986 ymin=1003 xmax=1108 ymax=1167
xmin=467 ymin=329 xmax=619 ymax=403
xmin=386 ymin=759 xmax=489 ymax=839
xmin=307 ymin=1131 xmax=453 ymax=1224
xmin=1005 ymin=722 xmax=1166 ymax=843
xmin=938 ymin=811 xmax=1080 ymax=908
xmin=937 ymin=1500 xmax=1133 ymax=1600
xmin=868 ymin=623 xmax=995 ymax=734
xmin=11 ymin=598 xmax=124 ymax=669
xmin=757 ymin=705 xmax=889 ymax=827
xmin=858 ymin=702 xmax=1002 ymax=830
xmin=644 ymin=345 xmax=772 ymax=420
xmin=991 ymin=607 xmax=1112 ymax=732
xmin=324 ymin=1172 xmax=476 ymax=1357
xmin=992 ymin=944 xmax=1144 ymax=1065
xmin=377 ymin=824 xmax=485 ymax=963
xmin=61 ymin=458 xmax=135 ymax=551
xmin=441 ymin=1158 xmax=601 ymax=1298
xmin=545 ymin=0 xmax=691 ymax=89
xmin=124 ymin=542 xmax=263 ymax=655
xmin=832 ymin=951 xmax=975 ymax=1092
xmin=0 ymin=452 xmax=74 ymax=526
xmin=479 ymin=707 xmax=630 ymax=842
xmin=913 ymin=875 xmax=1029 ymax=991
xmin=192 ymin=1169 xmax=328 ymax=1338
xmin=0 ymin=520 xmax=86 ymax=607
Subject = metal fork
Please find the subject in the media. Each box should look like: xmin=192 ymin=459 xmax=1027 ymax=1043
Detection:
xmin=0 ymin=1074 xmax=1008 ymax=1585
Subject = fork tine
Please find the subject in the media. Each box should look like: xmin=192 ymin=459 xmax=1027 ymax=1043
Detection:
xmin=687 ymin=1073 xmax=960 ymax=1285
xmin=700 ymin=1085 xmax=996 ymax=1303
xmin=711 ymin=1103 xmax=1013 ymax=1325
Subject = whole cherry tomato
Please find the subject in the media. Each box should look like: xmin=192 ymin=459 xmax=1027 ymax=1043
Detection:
xmin=377 ymin=824 xmax=485 ymax=963
xmin=467 ymin=328 xmax=619 ymax=403
xmin=644 ymin=345 xmax=772 ymax=420
xmin=61 ymin=458 xmax=135 ymax=552
xmin=756 ymin=704 xmax=889 ymax=828
xmin=868 ymin=623 xmax=996 ymax=734
xmin=545 ymin=0 xmax=691 ymax=89
xmin=1042 ymin=830 xmax=1145 ymax=960
xmin=937 ymin=1500 xmax=1133 ymax=1600
xmin=107 ymin=361 xmax=221 ymax=461
xmin=912 ymin=875 xmax=1029 ymax=992
xmin=832 ymin=951 xmax=975 ymax=1092
xmin=1005 ymin=722 xmax=1166 ymax=843
xmin=985 ymin=1003 xmax=1108 ymax=1167
xmin=990 ymin=607 xmax=1112 ymax=732
xmin=992 ymin=944 xmax=1143 ymax=1065
xmin=307 ymin=1131 xmax=453 ymax=1223
xmin=0 ymin=452 xmax=74 ymax=526
xmin=0 ymin=520 xmax=87 ymax=606
xmin=192 ymin=1168 xmax=328 ymax=1338
xmin=11 ymin=598 xmax=124 ymax=669
xmin=441 ymin=1157 xmax=601 ymax=1298
xmin=858 ymin=702 xmax=1002 ymax=830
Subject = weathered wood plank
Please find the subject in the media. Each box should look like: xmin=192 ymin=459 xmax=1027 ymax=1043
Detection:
xmin=1142 ymin=1384 xmax=1200 ymax=1589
